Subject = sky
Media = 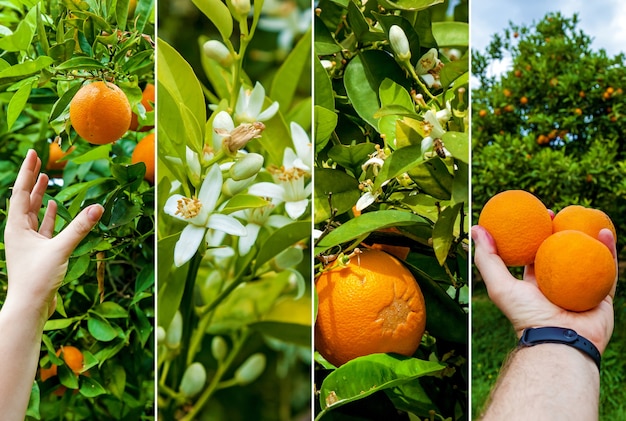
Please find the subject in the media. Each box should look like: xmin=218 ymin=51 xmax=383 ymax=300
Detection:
xmin=471 ymin=0 xmax=626 ymax=76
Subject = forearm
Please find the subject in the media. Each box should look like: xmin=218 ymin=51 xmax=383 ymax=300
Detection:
xmin=481 ymin=343 xmax=600 ymax=421
xmin=0 ymin=298 xmax=47 ymax=420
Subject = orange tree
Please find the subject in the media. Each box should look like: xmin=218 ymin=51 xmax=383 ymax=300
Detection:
xmin=472 ymin=12 xmax=626 ymax=242
xmin=314 ymin=0 xmax=469 ymax=419
xmin=0 ymin=1 xmax=155 ymax=419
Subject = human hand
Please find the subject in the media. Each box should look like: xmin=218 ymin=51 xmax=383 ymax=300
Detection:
xmin=472 ymin=224 xmax=617 ymax=353
xmin=4 ymin=150 xmax=103 ymax=321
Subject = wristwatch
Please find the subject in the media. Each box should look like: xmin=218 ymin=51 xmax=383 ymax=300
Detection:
xmin=519 ymin=327 xmax=601 ymax=371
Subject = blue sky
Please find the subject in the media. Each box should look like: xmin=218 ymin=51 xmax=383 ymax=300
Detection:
xmin=471 ymin=0 xmax=626 ymax=75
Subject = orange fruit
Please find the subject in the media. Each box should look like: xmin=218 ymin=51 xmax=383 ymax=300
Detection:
xmin=315 ymin=250 xmax=426 ymax=366
xmin=478 ymin=190 xmax=552 ymax=266
xmin=40 ymin=345 xmax=84 ymax=381
xmin=535 ymin=230 xmax=615 ymax=312
xmin=70 ymin=81 xmax=131 ymax=145
xmin=131 ymin=132 xmax=155 ymax=183
xmin=46 ymin=142 xmax=74 ymax=171
xmin=478 ymin=109 xmax=487 ymax=118
xmin=552 ymin=205 xmax=617 ymax=242
xmin=130 ymin=83 xmax=155 ymax=132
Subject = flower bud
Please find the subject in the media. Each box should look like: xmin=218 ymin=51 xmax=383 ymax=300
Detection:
xmin=166 ymin=311 xmax=183 ymax=349
xmin=389 ymin=25 xmax=411 ymax=62
xmin=229 ymin=153 xmax=264 ymax=181
xmin=231 ymin=0 xmax=251 ymax=16
xmin=211 ymin=336 xmax=228 ymax=362
xmin=222 ymin=175 xmax=256 ymax=196
xmin=203 ymin=40 xmax=233 ymax=68
xmin=179 ymin=362 xmax=207 ymax=398
xmin=156 ymin=326 xmax=166 ymax=344
xmin=234 ymin=353 xmax=266 ymax=385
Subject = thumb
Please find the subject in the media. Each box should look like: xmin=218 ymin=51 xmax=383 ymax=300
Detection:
xmin=55 ymin=204 xmax=104 ymax=255
xmin=472 ymin=225 xmax=515 ymax=296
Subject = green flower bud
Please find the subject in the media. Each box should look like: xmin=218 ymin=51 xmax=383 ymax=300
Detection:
xmin=234 ymin=353 xmax=266 ymax=386
xmin=211 ymin=336 xmax=228 ymax=362
xmin=156 ymin=326 xmax=166 ymax=344
xmin=222 ymin=175 xmax=255 ymax=196
xmin=389 ymin=25 xmax=411 ymax=62
xmin=179 ymin=362 xmax=207 ymax=398
xmin=229 ymin=153 xmax=264 ymax=181
xmin=203 ymin=40 xmax=233 ymax=68
xmin=231 ymin=0 xmax=251 ymax=16
xmin=166 ymin=311 xmax=183 ymax=349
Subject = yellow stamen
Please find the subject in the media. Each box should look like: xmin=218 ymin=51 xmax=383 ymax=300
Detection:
xmin=175 ymin=196 xmax=202 ymax=219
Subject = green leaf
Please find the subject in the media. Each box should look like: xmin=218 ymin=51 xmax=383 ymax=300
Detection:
xmin=443 ymin=131 xmax=469 ymax=164
xmin=87 ymin=316 xmax=119 ymax=342
xmin=49 ymin=82 xmax=82 ymax=122
xmin=58 ymin=364 xmax=79 ymax=389
xmin=254 ymin=221 xmax=311 ymax=272
xmin=372 ymin=13 xmax=421 ymax=66
xmin=440 ymin=60 xmax=468 ymax=91
xmin=270 ymin=27 xmax=311 ymax=111
xmin=94 ymin=302 xmax=128 ymax=318
xmin=79 ymin=376 xmax=107 ymax=397
xmin=374 ymin=144 xmax=423 ymax=189
xmin=43 ymin=317 xmax=78 ymax=331
xmin=191 ymin=0 xmax=233 ymax=41
xmin=432 ymin=202 xmax=462 ymax=265
xmin=221 ymin=194 xmax=269 ymax=214
xmin=55 ymin=57 xmax=106 ymax=71
xmin=314 ymin=15 xmax=341 ymax=55
xmin=344 ymin=50 xmax=408 ymax=130
xmin=7 ymin=82 xmax=32 ymax=130
xmin=376 ymin=0 xmax=443 ymax=11
xmin=318 ymin=354 xmax=444 ymax=412
xmin=328 ymin=143 xmax=375 ymax=174
xmin=315 ymin=210 xmax=429 ymax=254
xmin=0 ymin=7 xmax=38 ymax=51
xmin=133 ymin=0 xmax=154 ymax=33
xmin=25 ymin=381 xmax=40 ymax=419
xmin=407 ymin=157 xmax=453 ymax=200
xmin=70 ymin=144 xmax=112 ymax=164
xmin=432 ymin=21 xmax=469 ymax=47
xmin=250 ymin=321 xmax=310 ymax=347
xmin=313 ymin=168 xmax=360 ymax=224
xmin=314 ymin=106 xmax=337 ymax=153
xmin=314 ymin=57 xmax=334 ymax=110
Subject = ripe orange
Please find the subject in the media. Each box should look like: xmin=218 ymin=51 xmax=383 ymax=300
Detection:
xmin=478 ymin=109 xmax=487 ymax=118
xmin=130 ymin=83 xmax=155 ymax=132
xmin=478 ymin=190 xmax=552 ymax=266
xmin=552 ymin=205 xmax=617 ymax=242
xmin=315 ymin=250 xmax=426 ymax=366
xmin=131 ymin=132 xmax=155 ymax=183
xmin=40 ymin=345 xmax=84 ymax=381
xmin=70 ymin=81 xmax=131 ymax=145
xmin=520 ymin=96 xmax=528 ymax=105
xmin=535 ymin=230 xmax=615 ymax=312
xmin=46 ymin=142 xmax=74 ymax=171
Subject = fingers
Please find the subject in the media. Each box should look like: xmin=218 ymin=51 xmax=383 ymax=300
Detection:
xmin=54 ymin=204 xmax=104 ymax=255
xmin=597 ymin=228 xmax=618 ymax=298
xmin=472 ymin=225 xmax=516 ymax=298
xmin=39 ymin=200 xmax=58 ymax=238
xmin=9 ymin=150 xmax=40 ymax=219
xmin=30 ymin=173 xmax=49 ymax=216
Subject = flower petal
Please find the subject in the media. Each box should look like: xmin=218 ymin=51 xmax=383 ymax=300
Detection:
xmin=164 ymin=195 xmax=187 ymax=221
xmin=212 ymin=111 xmax=235 ymax=150
xmin=257 ymin=101 xmax=279 ymax=121
xmin=198 ymin=164 xmax=222 ymax=211
xmin=248 ymin=182 xmax=286 ymax=201
xmin=174 ymin=225 xmax=206 ymax=267
xmin=238 ymin=223 xmax=261 ymax=255
xmin=267 ymin=214 xmax=292 ymax=228
xmin=282 ymin=147 xmax=298 ymax=168
xmin=290 ymin=122 xmax=312 ymax=168
xmin=207 ymin=213 xmax=247 ymax=236
xmin=356 ymin=192 xmax=378 ymax=211
xmin=246 ymin=82 xmax=266 ymax=119
xmin=285 ymin=199 xmax=309 ymax=219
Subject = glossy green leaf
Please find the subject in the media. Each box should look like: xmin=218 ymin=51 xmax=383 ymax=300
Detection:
xmin=271 ymin=28 xmax=311 ymax=111
xmin=442 ymin=131 xmax=469 ymax=164
xmin=25 ymin=382 xmax=40 ymax=419
xmin=347 ymin=1 xmax=385 ymax=43
xmin=58 ymin=364 xmax=79 ymax=389
xmin=374 ymin=144 xmax=422 ymax=189
xmin=407 ymin=157 xmax=453 ymax=200
xmin=43 ymin=317 xmax=78 ymax=331
xmin=432 ymin=21 xmax=469 ymax=47
xmin=79 ymin=376 xmax=107 ymax=397
xmin=70 ymin=144 xmax=112 ymax=164
xmin=314 ymin=56 xmax=334 ymax=110
xmin=440 ymin=60 xmax=468 ymax=91
xmin=314 ymin=105 xmax=337 ymax=153
xmin=94 ymin=302 xmax=128 ymax=318
xmin=432 ymin=202 xmax=462 ymax=265
xmin=192 ymin=0 xmax=232 ymax=41
xmin=55 ymin=57 xmax=105 ymax=70
xmin=0 ymin=7 xmax=37 ymax=51
xmin=328 ymin=143 xmax=375 ymax=173
xmin=87 ymin=316 xmax=119 ymax=342
xmin=254 ymin=221 xmax=311 ymax=272
xmin=315 ymin=210 xmax=429 ymax=254
xmin=64 ymin=254 xmax=90 ymax=282
xmin=134 ymin=0 xmax=154 ymax=33
xmin=376 ymin=0 xmax=443 ymax=11
xmin=314 ymin=15 xmax=341 ymax=55
xmin=49 ymin=82 xmax=82 ymax=121
xmin=452 ymin=160 xmax=469 ymax=206
xmin=318 ymin=354 xmax=444 ymax=412
xmin=7 ymin=82 xmax=32 ymax=130
xmin=313 ymin=168 xmax=360 ymax=224
xmin=221 ymin=194 xmax=269 ymax=213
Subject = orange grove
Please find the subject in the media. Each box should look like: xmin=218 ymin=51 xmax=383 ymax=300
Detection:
xmin=315 ymin=250 xmax=426 ymax=367
xmin=132 ymin=132 xmax=155 ymax=183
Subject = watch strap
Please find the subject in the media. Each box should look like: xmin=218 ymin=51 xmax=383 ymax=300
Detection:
xmin=519 ymin=327 xmax=601 ymax=371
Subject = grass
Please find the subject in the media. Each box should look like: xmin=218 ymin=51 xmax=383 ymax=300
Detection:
xmin=471 ymin=276 xmax=626 ymax=420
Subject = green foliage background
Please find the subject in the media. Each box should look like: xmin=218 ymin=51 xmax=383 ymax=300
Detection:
xmin=0 ymin=0 xmax=155 ymax=419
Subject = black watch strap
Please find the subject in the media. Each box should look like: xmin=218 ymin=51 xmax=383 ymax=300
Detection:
xmin=519 ymin=327 xmax=601 ymax=371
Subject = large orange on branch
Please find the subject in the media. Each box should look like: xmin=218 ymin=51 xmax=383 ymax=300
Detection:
xmin=315 ymin=250 xmax=426 ymax=367
xmin=70 ymin=81 xmax=131 ymax=145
